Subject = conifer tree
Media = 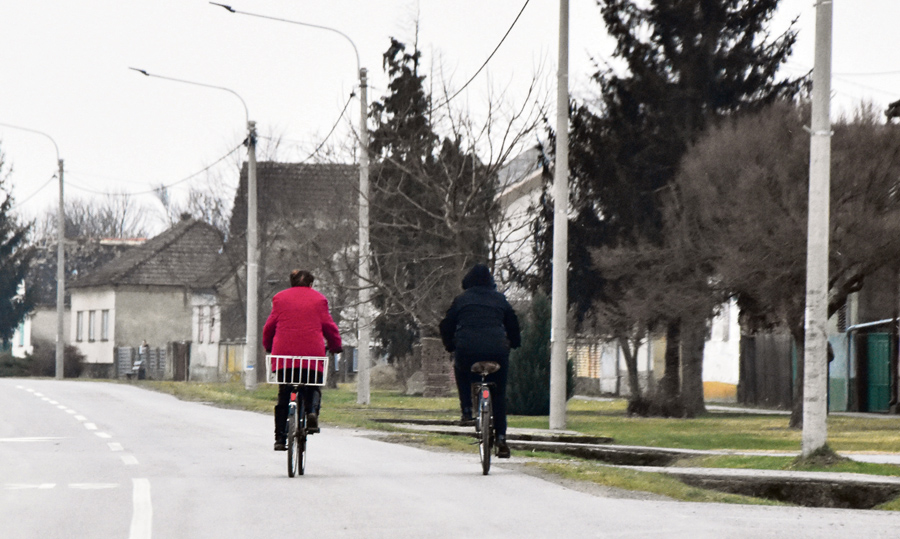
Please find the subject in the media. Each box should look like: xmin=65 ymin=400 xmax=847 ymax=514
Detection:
xmin=0 ymin=148 xmax=35 ymax=344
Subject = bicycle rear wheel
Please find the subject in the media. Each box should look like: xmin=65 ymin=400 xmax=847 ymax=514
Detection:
xmin=287 ymin=404 xmax=299 ymax=478
xmin=478 ymin=392 xmax=492 ymax=475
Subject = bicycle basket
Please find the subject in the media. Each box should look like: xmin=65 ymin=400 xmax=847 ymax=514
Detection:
xmin=265 ymin=355 xmax=329 ymax=386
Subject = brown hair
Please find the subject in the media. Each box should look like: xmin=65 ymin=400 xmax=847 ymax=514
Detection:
xmin=290 ymin=270 xmax=314 ymax=287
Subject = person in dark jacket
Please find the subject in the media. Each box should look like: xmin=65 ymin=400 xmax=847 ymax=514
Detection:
xmin=439 ymin=263 xmax=521 ymax=458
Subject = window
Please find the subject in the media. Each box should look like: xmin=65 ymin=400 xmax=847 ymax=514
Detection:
xmin=101 ymin=310 xmax=110 ymax=341
xmin=197 ymin=306 xmax=205 ymax=344
xmin=208 ymin=307 xmax=216 ymax=344
xmin=88 ymin=311 xmax=96 ymax=342
xmin=76 ymin=311 xmax=84 ymax=342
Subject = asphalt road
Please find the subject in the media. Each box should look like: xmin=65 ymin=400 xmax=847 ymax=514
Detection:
xmin=3 ymin=378 xmax=900 ymax=538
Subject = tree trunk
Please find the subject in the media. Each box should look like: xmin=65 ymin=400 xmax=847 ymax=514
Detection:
xmin=648 ymin=321 xmax=682 ymax=417
xmin=790 ymin=325 xmax=805 ymax=429
xmin=681 ymin=314 xmax=707 ymax=418
xmin=619 ymin=337 xmax=641 ymax=399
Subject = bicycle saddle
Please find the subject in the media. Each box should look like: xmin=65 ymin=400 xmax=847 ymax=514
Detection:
xmin=471 ymin=361 xmax=501 ymax=375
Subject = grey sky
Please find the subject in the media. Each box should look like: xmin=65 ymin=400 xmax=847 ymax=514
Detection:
xmin=1 ymin=1 xmax=896 ymax=231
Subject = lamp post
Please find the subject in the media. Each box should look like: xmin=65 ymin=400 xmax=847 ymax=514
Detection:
xmin=210 ymin=3 xmax=373 ymax=405
xmin=130 ymin=68 xmax=260 ymax=390
xmin=0 ymin=123 xmax=65 ymax=380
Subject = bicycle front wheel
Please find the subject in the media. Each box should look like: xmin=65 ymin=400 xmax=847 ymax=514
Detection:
xmin=287 ymin=405 xmax=299 ymax=478
xmin=479 ymin=394 xmax=492 ymax=475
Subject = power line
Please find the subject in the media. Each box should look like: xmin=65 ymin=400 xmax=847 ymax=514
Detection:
xmin=64 ymin=143 xmax=244 ymax=197
xmin=10 ymin=174 xmax=56 ymax=210
xmin=435 ymin=0 xmax=531 ymax=109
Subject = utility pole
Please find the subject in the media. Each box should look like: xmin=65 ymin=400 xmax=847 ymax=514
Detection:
xmin=56 ymin=158 xmax=65 ymax=379
xmin=549 ymin=0 xmax=570 ymax=430
xmin=802 ymin=0 xmax=833 ymax=457
xmin=357 ymin=68 xmax=372 ymax=405
xmin=0 ymin=123 xmax=65 ymax=379
xmin=245 ymin=120 xmax=259 ymax=390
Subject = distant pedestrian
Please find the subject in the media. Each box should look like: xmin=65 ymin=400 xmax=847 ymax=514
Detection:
xmin=439 ymin=263 xmax=521 ymax=458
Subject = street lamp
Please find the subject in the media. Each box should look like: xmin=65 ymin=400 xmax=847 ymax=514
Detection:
xmin=210 ymin=3 xmax=373 ymax=405
xmin=130 ymin=68 xmax=260 ymax=390
xmin=0 ymin=123 xmax=66 ymax=380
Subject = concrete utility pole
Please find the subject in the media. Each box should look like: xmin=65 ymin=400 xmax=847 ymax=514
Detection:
xmin=357 ymin=67 xmax=372 ymax=405
xmin=549 ymin=0 xmax=570 ymax=430
xmin=56 ymin=158 xmax=64 ymax=379
xmin=0 ymin=123 xmax=65 ymax=379
xmin=245 ymin=120 xmax=259 ymax=390
xmin=802 ymin=0 xmax=833 ymax=457
xmin=209 ymin=3 xmax=374 ymax=403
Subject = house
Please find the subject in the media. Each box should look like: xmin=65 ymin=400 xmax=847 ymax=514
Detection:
xmin=221 ymin=161 xmax=360 ymax=380
xmin=67 ymin=218 xmax=225 ymax=379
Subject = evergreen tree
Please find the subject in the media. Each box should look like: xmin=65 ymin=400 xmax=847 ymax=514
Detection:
xmin=0 ymin=148 xmax=35 ymax=344
xmin=535 ymin=0 xmax=803 ymax=413
xmin=508 ymin=291 xmax=574 ymax=415
xmin=369 ymin=38 xmax=498 ymax=357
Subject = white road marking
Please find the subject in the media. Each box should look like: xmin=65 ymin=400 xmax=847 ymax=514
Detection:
xmin=74 ymin=415 xmax=87 ymax=421
xmin=41 ymin=397 xmax=50 ymax=401
xmin=84 ymin=423 xmax=97 ymax=430
xmin=25 ymin=388 xmax=34 ymax=392
xmin=33 ymin=392 xmax=43 ymax=397
xmin=129 ymin=478 xmax=152 ymax=539
xmin=95 ymin=432 xmax=112 ymax=439
xmin=65 ymin=409 xmax=76 ymax=414
xmin=4 ymin=483 xmax=56 ymax=490
xmin=69 ymin=483 xmax=118 ymax=490
xmin=0 ymin=437 xmax=63 ymax=442
xmin=56 ymin=405 xmax=66 ymax=410
xmin=49 ymin=400 xmax=59 ymax=405
xmin=122 ymin=455 xmax=139 ymax=466
xmin=15 ymin=385 xmax=23 ymax=389
xmin=108 ymin=442 xmax=124 ymax=451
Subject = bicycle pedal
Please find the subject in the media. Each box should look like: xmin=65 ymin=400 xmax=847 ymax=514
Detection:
xmin=307 ymin=427 xmax=320 ymax=434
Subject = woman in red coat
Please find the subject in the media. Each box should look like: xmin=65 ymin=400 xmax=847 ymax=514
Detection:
xmin=263 ymin=269 xmax=342 ymax=451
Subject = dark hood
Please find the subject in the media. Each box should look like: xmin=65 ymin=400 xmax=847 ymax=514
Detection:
xmin=461 ymin=264 xmax=495 ymax=290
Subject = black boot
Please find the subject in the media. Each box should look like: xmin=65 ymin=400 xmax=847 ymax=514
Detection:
xmin=497 ymin=434 xmax=510 ymax=458
xmin=460 ymin=407 xmax=475 ymax=425
xmin=274 ymin=406 xmax=287 ymax=450
xmin=306 ymin=389 xmax=321 ymax=432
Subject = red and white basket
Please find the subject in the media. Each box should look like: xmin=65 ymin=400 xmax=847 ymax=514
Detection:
xmin=265 ymin=355 xmax=329 ymax=386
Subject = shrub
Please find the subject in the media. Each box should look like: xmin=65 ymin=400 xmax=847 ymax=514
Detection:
xmin=27 ymin=338 xmax=85 ymax=378
xmin=0 ymin=351 xmax=29 ymax=377
xmin=507 ymin=291 xmax=575 ymax=415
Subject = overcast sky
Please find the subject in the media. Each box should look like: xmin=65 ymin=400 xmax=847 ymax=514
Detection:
xmin=2 ymin=1 xmax=898 ymax=233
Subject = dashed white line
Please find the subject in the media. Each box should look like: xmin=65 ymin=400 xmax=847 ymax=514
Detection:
xmin=25 ymin=388 xmax=34 ymax=392
xmin=33 ymin=392 xmax=43 ymax=397
xmin=4 ymin=483 xmax=56 ymax=490
xmin=84 ymin=423 xmax=97 ymax=431
xmin=0 ymin=437 xmax=63 ymax=443
xmin=69 ymin=483 xmax=118 ymax=490
xmin=49 ymin=400 xmax=59 ymax=405
xmin=56 ymin=405 xmax=66 ymax=410
xmin=95 ymin=432 xmax=112 ymax=439
xmin=108 ymin=442 xmax=124 ymax=451
xmin=122 ymin=455 xmax=139 ymax=466
xmin=74 ymin=415 xmax=87 ymax=421
xmin=65 ymin=410 xmax=76 ymax=414
xmin=129 ymin=478 xmax=152 ymax=539
xmin=41 ymin=397 xmax=50 ymax=402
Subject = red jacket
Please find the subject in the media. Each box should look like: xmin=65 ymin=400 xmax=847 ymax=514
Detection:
xmin=262 ymin=286 xmax=342 ymax=372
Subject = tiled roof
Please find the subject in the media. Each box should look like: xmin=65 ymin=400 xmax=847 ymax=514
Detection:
xmin=229 ymin=162 xmax=358 ymax=240
xmin=69 ymin=219 xmax=225 ymax=289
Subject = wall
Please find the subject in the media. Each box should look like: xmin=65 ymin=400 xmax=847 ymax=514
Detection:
xmin=189 ymin=293 xmax=220 ymax=382
xmin=114 ymin=286 xmax=192 ymax=351
xmin=702 ymin=298 xmax=741 ymax=402
xmin=70 ymin=287 xmax=116 ymax=365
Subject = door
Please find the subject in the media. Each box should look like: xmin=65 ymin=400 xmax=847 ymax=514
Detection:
xmin=866 ymin=333 xmax=891 ymax=412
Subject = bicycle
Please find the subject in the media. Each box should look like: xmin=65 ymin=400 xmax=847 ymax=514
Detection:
xmin=267 ymin=354 xmax=329 ymax=478
xmin=471 ymin=361 xmax=500 ymax=475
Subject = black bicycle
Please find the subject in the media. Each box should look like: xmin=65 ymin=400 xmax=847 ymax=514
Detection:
xmin=471 ymin=361 xmax=500 ymax=475
xmin=268 ymin=355 xmax=328 ymax=478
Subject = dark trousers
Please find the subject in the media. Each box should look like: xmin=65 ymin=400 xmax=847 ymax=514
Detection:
xmin=453 ymin=352 xmax=509 ymax=436
xmin=273 ymin=368 xmax=322 ymax=440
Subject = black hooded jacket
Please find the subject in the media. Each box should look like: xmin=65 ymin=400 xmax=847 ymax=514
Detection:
xmin=439 ymin=264 xmax=521 ymax=357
